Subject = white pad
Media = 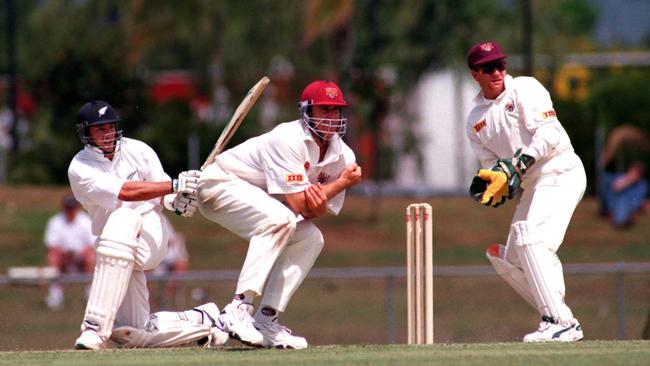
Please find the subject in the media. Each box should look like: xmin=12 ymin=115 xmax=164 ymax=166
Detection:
xmin=83 ymin=207 xmax=142 ymax=338
xmin=511 ymin=221 xmax=573 ymax=323
xmin=485 ymin=244 xmax=537 ymax=309
xmin=110 ymin=303 xmax=224 ymax=348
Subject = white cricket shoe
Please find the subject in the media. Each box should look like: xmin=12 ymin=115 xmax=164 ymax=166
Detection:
xmin=523 ymin=316 xmax=584 ymax=343
xmin=194 ymin=303 xmax=229 ymax=347
xmin=74 ymin=330 xmax=106 ymax=350
xmin=255 ymin=319 xmax=308 ymax=349
xmin=219 ymin=303 xmax=264 ymax=346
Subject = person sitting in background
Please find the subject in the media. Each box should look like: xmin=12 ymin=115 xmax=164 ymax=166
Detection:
xmin=44 ymin=194 xmax=96 ymax=310
xmin=152 ymin=215 xmax=190 ymax=307
xmin=599 ymin=124 xmax=650 ymax=228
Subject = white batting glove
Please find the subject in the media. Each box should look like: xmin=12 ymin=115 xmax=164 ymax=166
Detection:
xmin=164 ymin=193 xmax=199 ymax=218
xmin=172 ymin=170 xmax=202 ymax=195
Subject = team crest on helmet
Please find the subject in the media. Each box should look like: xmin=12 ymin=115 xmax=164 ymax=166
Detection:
xmin=480 ymin=42 xmax=494 ymax=52
xmin=98 ymin=106 xmax=108 ymax=117
xmin=325 ymin=87 xmax=338 ymax=99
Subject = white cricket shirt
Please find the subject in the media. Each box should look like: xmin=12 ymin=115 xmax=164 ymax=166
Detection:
xmin=44 ymin=211 xmax=96 ymax=253
xmin=465 ymin=75 xmax=577 ymax=186
xmin=68 ymin=137 xmax=171 ymax=235
xmin=215 ymin=120 xmax=356 ymax=214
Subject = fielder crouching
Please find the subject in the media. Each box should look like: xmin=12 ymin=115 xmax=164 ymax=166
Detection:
xmin=196 ymin=80 xmax=362 ymax=349
xmin=68 ymin=100 xmax=228 ymax=350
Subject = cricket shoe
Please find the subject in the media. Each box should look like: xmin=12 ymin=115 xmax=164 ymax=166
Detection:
xmin=523 ymin=316 xmax=584 ymax=342
xmin=255 ymin=319 xmax=308 ymax=349
xmin=74 ymin=329 xmax=106 ymax=350
xmin=194 ymin=302 xmax=229 ymax=347
xmin=219 ymin=302 xmax=264 ymax=346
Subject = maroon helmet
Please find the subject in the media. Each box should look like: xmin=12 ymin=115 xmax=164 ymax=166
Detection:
xmin=298 ymin=80 xmax=348 ymax=140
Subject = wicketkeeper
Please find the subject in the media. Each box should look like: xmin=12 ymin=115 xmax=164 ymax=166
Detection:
xmin=68 ymin=100 xmax=228 ymax=350
xmin=465 ymin=41 xmax=586 ymax=342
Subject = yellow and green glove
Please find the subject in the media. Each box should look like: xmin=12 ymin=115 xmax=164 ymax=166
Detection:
xmin=496 ymin=148 xmax=536 ymax=199
xmin=469 ymin=169 xmax=509 ymax=208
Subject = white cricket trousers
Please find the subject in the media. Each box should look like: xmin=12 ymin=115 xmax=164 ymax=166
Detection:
xmin=114 ymin=210 xmax=168 ymax=329
xmin=504 ymin=153 xmax=586 ymax=323
xmin=198 ymin=163 xmax=325 ymax=312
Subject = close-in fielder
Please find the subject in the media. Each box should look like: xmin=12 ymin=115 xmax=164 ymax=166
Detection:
xmin=68 ymin=100 xmax=228 ymax=350
xmin=465 ymin=41 xmax=585 ymax=342
xmin=197 ymin=80 xmax=362 ymax=349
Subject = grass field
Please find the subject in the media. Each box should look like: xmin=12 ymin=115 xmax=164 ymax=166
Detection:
xmin=1 ymin=186 xmax=650 ymax=351
xmin=2 ymin=341 xmax=650 ymax=366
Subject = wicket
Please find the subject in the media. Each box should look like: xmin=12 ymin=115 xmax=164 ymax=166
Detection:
xmin=406 ymin=203 xmax=433 ymax=344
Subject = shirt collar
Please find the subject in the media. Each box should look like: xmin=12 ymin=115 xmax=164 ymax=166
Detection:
xmin=296 ymin=120 xmax=344 ymax=164
xmin=473 ymin=74 xmax=513 ymax=105
xmin=81 ymin=141 xmax=121 ymax=163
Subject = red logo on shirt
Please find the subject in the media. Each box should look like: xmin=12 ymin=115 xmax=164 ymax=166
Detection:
xmin=473 ymin=119 xmax=487 ymax=133
xmin=542 ymin=110 xmax=556 ymax=119
xmin=304 ymin=162 xmax=310 ymax=171
xmin=286 ymin=174 xmax=304 ymax=183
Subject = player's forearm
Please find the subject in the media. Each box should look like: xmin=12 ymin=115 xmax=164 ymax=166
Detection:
xmin=320 ymin=178 xmax=349 ymax=201
xmin=118 ymin=181 xmax=172 ymax=202
xmin=284 ymin=185 xmax=328 ymax=219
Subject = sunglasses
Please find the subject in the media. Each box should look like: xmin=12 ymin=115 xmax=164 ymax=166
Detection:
xmin=479 ymin=61 xmax=506 ymax=74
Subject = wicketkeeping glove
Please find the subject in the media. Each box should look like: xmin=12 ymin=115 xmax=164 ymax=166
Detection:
xmin=172 ymin=170 xmax=202 ymax=196
xmin=495 ymin=148 xmax=536 ymax=198
xmin=469 ymin=169 xmax=508 ymax=208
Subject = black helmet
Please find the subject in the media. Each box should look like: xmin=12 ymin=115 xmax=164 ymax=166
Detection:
xmin=76 ymin=100 xmax=122 ymax=155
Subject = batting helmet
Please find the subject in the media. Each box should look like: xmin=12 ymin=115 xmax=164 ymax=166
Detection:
xmin=76 ymin=100 xmax=123 ymax=155
xmin=298 ymin=80 xmax=348 ymax=141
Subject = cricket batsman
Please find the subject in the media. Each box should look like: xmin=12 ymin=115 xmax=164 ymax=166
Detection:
xmin=69 ymin=100 xmax=228 ymax=349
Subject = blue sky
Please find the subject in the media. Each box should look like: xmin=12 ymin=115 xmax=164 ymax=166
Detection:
xmin=590 ymin=0 xmax=650 ymax=46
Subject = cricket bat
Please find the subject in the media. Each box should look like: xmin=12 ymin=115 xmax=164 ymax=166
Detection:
xmin=201 ymin=76 xmax=270 ymax=170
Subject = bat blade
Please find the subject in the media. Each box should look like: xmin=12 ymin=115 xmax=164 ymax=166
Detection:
xmin=201 ymin=76 xmax=270 ymax=170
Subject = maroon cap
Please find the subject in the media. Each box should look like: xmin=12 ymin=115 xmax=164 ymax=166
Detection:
xmin=467 ymin=41 xmax=507 ymax=69
xmin=300 ymin=80 xmax=348 ymax=106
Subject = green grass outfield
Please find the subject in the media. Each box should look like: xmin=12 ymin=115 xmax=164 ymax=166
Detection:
xmin=2 ymin=342 xmax=650 ymax=366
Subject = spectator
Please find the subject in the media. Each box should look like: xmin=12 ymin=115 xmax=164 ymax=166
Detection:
xmin=599 ymin=124 xmax=650 ymax=228
xmin=152 ymin=215 xmax=190 ymax=306
xmin=44 ymin=194 xmax=96 ymax=310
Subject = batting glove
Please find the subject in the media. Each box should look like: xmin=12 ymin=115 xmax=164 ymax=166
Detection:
xmin=164 ymin=193 xmax=199 ymax=218
xmin=172 ymin=170 xmax=202 ymax=195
